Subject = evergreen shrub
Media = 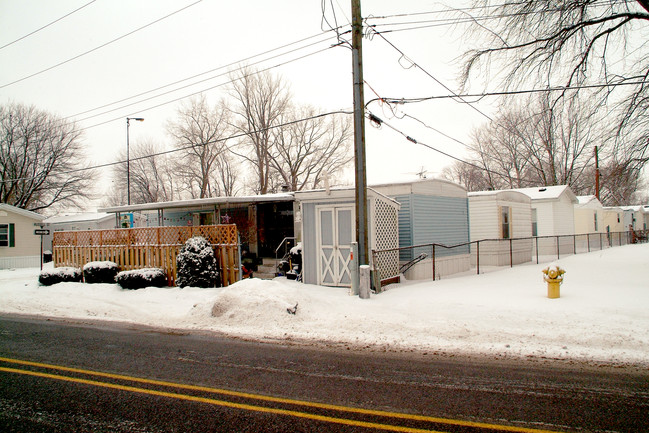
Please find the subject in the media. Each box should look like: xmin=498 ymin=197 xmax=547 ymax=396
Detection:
xmin=115 ymin=268 xmax=168 ymax=290
xmin=83 ymin=261 xmax=119 ymax=284
xmin=176 ymin=236 xmax=219 ymax=288
xmin=39 ymin=267 xmax=82 ymax=286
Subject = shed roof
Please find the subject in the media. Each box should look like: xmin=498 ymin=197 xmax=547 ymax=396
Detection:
xmin=44 ymin=212 xmax=114 ymax=224
xmin=99 ymin=193 xmax=295 ymax=213
xmin=575 ymin=195 xmax=603 ymax=208
xmin=371 ymin=177 xmax=467 ymax=198
xmin=0 ymin=203 xmax=46 ymax=221
xmin=468 ymin=190 xmax=531 ymax=204
xmin=294 ymin=187 xmax=400 ymax=208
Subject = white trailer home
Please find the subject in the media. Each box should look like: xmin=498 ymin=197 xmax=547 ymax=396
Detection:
xmin=468 ymin=190 xmax=533 ymax=266
xmin=0 ymin=204 xmax=46 ymax=269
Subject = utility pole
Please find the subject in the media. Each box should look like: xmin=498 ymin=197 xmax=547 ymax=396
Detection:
xmin=595 ymin=146 xmax=600 ymax=200
xmin=351 ymin=0 xmax=369 ymax=269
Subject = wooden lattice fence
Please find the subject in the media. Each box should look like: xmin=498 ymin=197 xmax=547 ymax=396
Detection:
xmin=53 ymin=224 xmax=239 ymax=287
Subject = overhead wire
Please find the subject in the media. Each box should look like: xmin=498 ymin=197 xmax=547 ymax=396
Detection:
xmin=0 ymin=0 xmax=203 ymax=89
xmin=1 ymin=109 xmax=353 ymax=184
xmin=0 ymin=0 xmax=98 ymax=50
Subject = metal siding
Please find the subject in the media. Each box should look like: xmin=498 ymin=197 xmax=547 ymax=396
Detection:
xmin=301 ymin=203 xmax=318 ymax=284
xmin=412 ymin=196 xmax=470 ymax=256
xmin=394 ymin=195 xmax=413 ymax=260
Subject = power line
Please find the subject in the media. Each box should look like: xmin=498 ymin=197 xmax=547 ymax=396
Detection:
xmin=72 ymin=42 xmax=344 ymax=132
xmin=64 ymin=29 xmax=344 ymax=120
xmin=1 ymin=110 xmax=353 ymax=184
xmin=369 ymin=30 xmax=494 ymax=122
xmin=0 ymin=0 xmax=203 ymax=89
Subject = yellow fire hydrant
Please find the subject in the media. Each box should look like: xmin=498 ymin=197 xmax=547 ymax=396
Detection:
xmin=542 ymin=265 xmax=565 ymax=299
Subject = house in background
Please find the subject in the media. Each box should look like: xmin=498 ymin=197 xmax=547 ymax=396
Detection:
xmin=510 ymin=185 xmax=578 ymax=256
xmin=294 ymin=187 xmax=400 ymax=288
xmin=602 ymin=206 xmax=625 ymax=234
xmin=372 ymin=178 xmax=470 ymax=280
xmin=468 ymin=190 xmax=532 ymax=266
xmin=0 ymin=203 xmax=46 ymax=269
xmin=620 ymin=206 xmax=645 ymax=231
xmin=43 ymin=212 xmax=116 ymax=252
xmin=574 ymin=195 xmax=605 ymax=234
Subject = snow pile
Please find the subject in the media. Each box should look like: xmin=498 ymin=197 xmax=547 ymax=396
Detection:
xmin=1 ymin=243 xmax=648 ymax=366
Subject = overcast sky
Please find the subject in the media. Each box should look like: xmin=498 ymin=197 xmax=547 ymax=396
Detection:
xmin=0 ymin=0 xmax=493 ymax=209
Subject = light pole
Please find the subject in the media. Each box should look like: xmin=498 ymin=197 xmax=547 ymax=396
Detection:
xmin=126 ymin=117 xmax=144 ymax=205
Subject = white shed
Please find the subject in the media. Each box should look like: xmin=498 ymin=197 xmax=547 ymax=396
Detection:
xmin=620 ymin=206 xmax=645 ymax=231
xmin=43 ymin=212 xmax=116 ymax=251
xmin=468 ymin=190 xmax=532 ymax=266
xmin=294 ymin=187 xmax=400 ymax=288
xmin=574 ymin=195 xmax=605 ymax=234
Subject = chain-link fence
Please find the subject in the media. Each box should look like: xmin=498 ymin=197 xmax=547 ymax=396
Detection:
xmin=372 ymin=230 xmax=645 ymax=285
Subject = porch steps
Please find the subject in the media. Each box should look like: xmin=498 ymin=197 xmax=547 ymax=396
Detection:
xmin=253 ymin=258 xmax=277 ymax=280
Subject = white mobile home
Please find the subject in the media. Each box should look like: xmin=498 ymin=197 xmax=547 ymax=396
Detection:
xmin=468 ymin=190 xmax=532 ymax=266
xmin=574 ymin=195 xmax=605 ymax=234
xmin=511 ymin=185 xmax=578 ymax=256
xmin=294 ymin=187 xmax=400 ymax=287
xmin=43 ymin=212 xmax=116 ymax=252
xmin=602 ymin=206 xmax=625 ymax=233
xmin=620 ymin=206 xmax=645 ymax=231
xmin=0 ymin=204 xmax=46 ymax=269
xmin=372 ymin=178 xmax=470 ymax=279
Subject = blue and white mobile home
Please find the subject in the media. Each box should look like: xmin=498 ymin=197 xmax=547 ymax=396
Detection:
xmin=372 ymin=178 xmax=470 ymax=279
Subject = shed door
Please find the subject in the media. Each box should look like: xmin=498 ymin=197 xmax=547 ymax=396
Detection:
xmin=317 ymin=206 xmax=354 ymax=286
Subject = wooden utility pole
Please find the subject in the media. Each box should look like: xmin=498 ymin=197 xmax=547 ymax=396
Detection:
xmin=595 ymin=146 xmax=600 ymax=200
xmin=351 ymin=0 xmax=369 ymax=269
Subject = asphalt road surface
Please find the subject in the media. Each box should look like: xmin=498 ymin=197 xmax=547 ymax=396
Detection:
xmin=0 ymin=315 xmax=647 ymax=432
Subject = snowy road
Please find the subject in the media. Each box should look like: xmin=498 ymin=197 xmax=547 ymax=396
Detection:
xmin=1 ymin=316 xmax=647 ymax=433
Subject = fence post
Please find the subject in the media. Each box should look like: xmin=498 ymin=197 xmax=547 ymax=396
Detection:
xmin=476 ymin=241 xmax=480 ymax=275
xmin=432 ymin=244 xmax=436 ymax=281
xmin=600 ymin=233 xmax=603 ymax=250
xmin=509 ymin=239 xmax=513 ymax=267
xmin=359 ymin=265 xmax=371 ymax=299
xmin=557 ymin=236 xmax=560 ymax=259
xmin=587 ymin=233 xmax=590 ymax=252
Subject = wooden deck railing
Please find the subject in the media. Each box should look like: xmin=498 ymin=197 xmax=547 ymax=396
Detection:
xmin=52 ymin=224 xmax=239 ymax=287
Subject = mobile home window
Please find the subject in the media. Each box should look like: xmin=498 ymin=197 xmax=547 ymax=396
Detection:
xmin=0 ymin=224 xmax=11 ymax=247
xmin=593 ymin=212 xmax=598 ymax=231
xmin=501 ymin=206 xmax=510 ymax=239
xmin=531 ymin=208 xmax=538 ymax=237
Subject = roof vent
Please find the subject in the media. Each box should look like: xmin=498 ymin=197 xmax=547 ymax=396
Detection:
xmin=538 ymin=188 xmax=547 ymax=192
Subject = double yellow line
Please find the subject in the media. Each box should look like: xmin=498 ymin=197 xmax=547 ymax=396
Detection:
xmin=0 ymin=356 xmax=562 ymax=433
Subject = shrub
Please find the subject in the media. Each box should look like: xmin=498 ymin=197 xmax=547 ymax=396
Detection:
xmin=115 ymin=268 xmax=167 ymax=290
xmin=39 ymin=267 xmax=82 ymax=286
xmin=176 ymin=236 xmax=219 ymax=288
xmin=83 ymin=261 xmax=119 ymax=284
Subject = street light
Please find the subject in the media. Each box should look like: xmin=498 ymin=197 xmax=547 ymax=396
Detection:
xmin=126 ymin=117 xmax=144 ymax=205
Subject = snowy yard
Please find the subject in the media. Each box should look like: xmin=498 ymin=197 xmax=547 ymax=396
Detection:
xmin=1 ymin=243 xmax=648 ymax=367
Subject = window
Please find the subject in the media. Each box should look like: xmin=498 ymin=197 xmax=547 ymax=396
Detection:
xmin=594 ymin=212 xmax=598 ymax=232
xmin=0 ymin=223 xmax=13 ymax=247
xmin=617 ymin=213 xmax=621 ymax=223
xmin=531 ymin=208 xmax=538 ymax=237
xmin=501 ymin=206 xmax=510 ymax=239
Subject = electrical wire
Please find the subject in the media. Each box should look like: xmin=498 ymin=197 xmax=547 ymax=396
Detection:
xmin=0 ymin=0 xmax=98 ymax=50
xmin=0 ymin=109 xmax=353 ymax=184
xmin=0 ymin=0 xmax=203 ymax=89
xmin=64 ymin=29 xmax=346 ymax=120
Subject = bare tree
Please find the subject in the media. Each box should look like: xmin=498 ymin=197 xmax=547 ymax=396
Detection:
xmin=459 ymin=0 xmax=649 ymax=171
xmin=228 ymin=67 xmax=290 ymax=194
xmin=0 ymin=103 xmax=94 ymax=212
xmin=270 ymin=106 xmax=353 ymax=191
xmin=167 ymin=95 xmax=233 ymax=199
xmin=103 ymin=139 xmax=177 ymax=206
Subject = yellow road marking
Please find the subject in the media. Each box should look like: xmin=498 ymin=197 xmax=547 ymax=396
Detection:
xmin=0 ymin=356 xmax=564 ymax=433
xmin=0 ymin=366 xmax=444 ymax=433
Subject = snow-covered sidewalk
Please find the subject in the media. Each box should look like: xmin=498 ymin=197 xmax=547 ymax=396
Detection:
xmin=1 ymin=243 xmax=648 ymax=367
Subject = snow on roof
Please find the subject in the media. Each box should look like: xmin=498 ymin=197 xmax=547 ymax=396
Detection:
xmin=619 ymin=205 xmax=645 ymax=212
xmin=98 ymin=193 xmax=295 ymax=213
xmin=44 ymin=212 xmax=113 ymax=224
xmin=509 ymin=185 xmax=577 ymax=202
xmin=0 ymin=203 xmax=46 ymax=221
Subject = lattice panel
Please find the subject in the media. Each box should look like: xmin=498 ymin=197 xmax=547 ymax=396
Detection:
xmin=373 ymin=199 xmax=400 ymax=280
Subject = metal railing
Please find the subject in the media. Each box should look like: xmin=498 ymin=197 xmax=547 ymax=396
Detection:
xmin=372 ymin=230 xmax=646 ymax=284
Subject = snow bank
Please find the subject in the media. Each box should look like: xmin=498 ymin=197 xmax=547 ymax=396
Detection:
xmin=1 ymin=243 xmax=648 ymax=366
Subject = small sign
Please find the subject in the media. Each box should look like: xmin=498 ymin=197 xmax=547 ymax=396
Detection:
xmin=34 ymin=229 xmax=50 ymax=236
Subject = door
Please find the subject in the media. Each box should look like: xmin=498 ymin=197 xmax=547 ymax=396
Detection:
xmin=317 ymin=206 xmax=354 ymax=286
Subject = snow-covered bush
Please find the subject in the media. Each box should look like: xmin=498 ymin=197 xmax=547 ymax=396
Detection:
xmin=175 ymin=236 xmax=219 ymax=288
xmin=39 ymin=267 xmax=82 ymax=286
xmin=115 ymin=268 xmax=167 ymax=290
xmin=83 ymin=261 xmax=119 ymax=284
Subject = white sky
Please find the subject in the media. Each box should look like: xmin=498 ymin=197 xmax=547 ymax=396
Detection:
xmin=0 ymin=0 xmax=494 ymax=209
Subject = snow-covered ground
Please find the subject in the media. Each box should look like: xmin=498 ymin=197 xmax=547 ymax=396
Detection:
xmin=1 ymin=243 xmax=648 ymax=367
